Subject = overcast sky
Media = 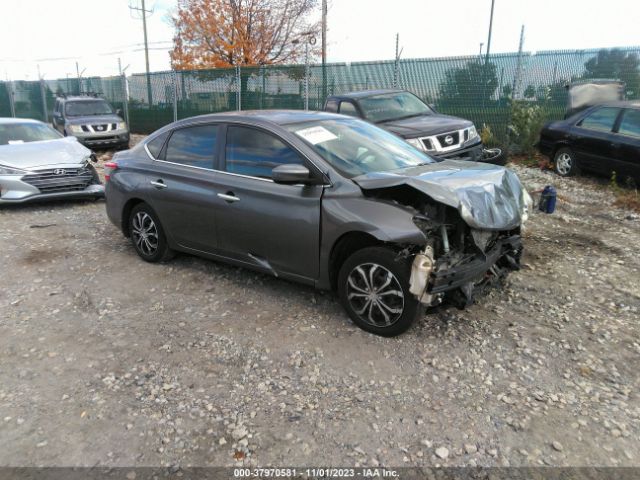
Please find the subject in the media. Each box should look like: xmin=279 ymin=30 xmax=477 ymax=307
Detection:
xmin=1 ymin=0 xmax=638 ymax=80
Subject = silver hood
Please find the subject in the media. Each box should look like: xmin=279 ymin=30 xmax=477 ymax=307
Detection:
xmin=353 ymin=160 xmax=531 ymax=231
xmin=0 ymin=137 xmax=91 ymax=170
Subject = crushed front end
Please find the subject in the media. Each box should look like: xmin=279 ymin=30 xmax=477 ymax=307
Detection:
xmin=353 ymin=160 xmax=531 ymax=309
xmin=409 ymin=203 xmax=523 ymax=308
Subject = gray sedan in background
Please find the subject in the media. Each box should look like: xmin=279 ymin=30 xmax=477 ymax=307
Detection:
xmin=105 ymin=111 xmax=530 ymax=336
xmin=0 ymin=118 xmax=103 ymax=204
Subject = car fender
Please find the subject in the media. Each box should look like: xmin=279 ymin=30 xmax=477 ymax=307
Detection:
xmin=316 ymin=196 xmax=426 ymax=289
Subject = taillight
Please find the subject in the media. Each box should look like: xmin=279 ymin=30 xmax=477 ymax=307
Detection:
xmin=104 ymin=161 xmax=118 ymax=182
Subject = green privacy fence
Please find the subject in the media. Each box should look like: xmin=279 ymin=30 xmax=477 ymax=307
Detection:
xmin=1 ymin=47 xmax=639 ymax=142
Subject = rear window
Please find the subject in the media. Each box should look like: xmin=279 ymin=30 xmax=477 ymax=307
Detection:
xmin=579 ymin=107 xmax=620 ymax=132
xmin=146 ymin=131 xmax=170 ymax=158
xmin=618 ymin=109 xmax=640 ymax=139
xmin=165 ymin=125 xmax=217 ymax=169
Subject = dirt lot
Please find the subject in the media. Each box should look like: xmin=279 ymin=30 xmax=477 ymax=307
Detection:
xmin=1 ymin=139 xmax=639 ymax=468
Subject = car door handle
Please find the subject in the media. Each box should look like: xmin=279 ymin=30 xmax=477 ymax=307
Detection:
xmin=610 ymin=142 xmax=622 ymax=148
xmin=217 ymin=192 xmax=240 ymax=203
xmin=150 ymin=180 xmax=167 ymax=189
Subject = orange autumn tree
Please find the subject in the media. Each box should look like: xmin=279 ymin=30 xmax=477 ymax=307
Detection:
xmin=170 ymin=0 xmax=319 ymax=70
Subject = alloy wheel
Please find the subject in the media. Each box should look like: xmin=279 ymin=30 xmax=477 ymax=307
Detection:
xmin=131 ymin=211 xmax=159 ymax=256
xmin=556 ymin=152 xmax=572 ymax=175
xmin=346 ymin=263 xmax=404 ymax=327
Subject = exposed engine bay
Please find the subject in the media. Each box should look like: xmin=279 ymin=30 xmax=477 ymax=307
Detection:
xmin=359 ymin=181 xmax=525 ymax=309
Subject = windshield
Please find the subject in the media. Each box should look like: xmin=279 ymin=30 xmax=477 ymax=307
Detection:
xmin=0 ymin=123 xmax=62 ymax=145
xmin=288 ymin=118 xmax=435 ymax=178
xmin=65 ymin=100 xmax=114 ymax=117
xmin=358 ymin=92 xmax=433 ymax=123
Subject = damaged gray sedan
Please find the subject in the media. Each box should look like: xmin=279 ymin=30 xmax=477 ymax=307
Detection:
xmin=105 ymin=111 xmax=531 ymax=336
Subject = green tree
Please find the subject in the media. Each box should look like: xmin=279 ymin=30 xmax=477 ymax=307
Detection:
xmin=523 ymin=84 xmax=536 ymax=99
xmin=583 ymin=48 xmax=640 ymax=97
xmin=439 ymin=61 xmax=498 ymax=105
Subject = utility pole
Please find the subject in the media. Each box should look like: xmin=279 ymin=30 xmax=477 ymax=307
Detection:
xmin=321 ymin=0 xmax=327 ymax=101
xmin=484 ymin=0 xmax=495 ymax=66
xmin=512 ymin=25 xmax=525 ymax=100
xmin=481 ymin=0 xmax=496 ymax=109
xmin=129 ymin=0 xmax=154 ymax=105
xmin=393 ymin=34 xmax=403 ymax=89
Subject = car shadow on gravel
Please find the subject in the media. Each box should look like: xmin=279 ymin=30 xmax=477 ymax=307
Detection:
xmin=0 ymin=198 xmax=104 ymax=213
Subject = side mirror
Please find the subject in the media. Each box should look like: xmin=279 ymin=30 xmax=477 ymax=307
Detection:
xmin=272 ymin=164 xmax=311 ymax=184
xmin=116 ymin=108 xmax=123 ymax=117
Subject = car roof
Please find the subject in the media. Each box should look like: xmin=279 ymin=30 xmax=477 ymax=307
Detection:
xmin=327 ymin=89 xmax=406 ymax=100
xmin=0 ymin=117 xmax=43 ymax=125
xmin=172 ymin=109 xmax=345 ymax=128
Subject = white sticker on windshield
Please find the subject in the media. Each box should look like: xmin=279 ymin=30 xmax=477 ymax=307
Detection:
xmin=8 ymin=140 xmax=24 ymax=144
xmin=295 ymin=126 xmax=337 ymax=145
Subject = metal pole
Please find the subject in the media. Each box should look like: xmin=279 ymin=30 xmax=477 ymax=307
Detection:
xmin=236 ymin=65 xmax=241 ymax=111
xmin=512 ymin=25 xmax=525 ymax=99
xmin=76 ymin=61 xmax=81 ymax=94
xmin=484 ymin=0 xmax=495 ymax=67
xmin=304 ymin=42 xmax=309 ymax=110
xmin=481 ymin=0 xmax=496 ymax=109
xmin=142 ymin=0 xmax=153 ymax=106
xmin=39 ymin=79 xmax=47 ymax=122
xmin=8 ymin=81 xmax=15 ymax=117
xmin=172 ymin=71 xmax=178 ymax=122
xmin=122 ymin=73 xmax=130 ymax=126
xmin=321 ymin=0 xmax=327 ymax=102
xmin=393 ymin=33 xmax=399 ymax=88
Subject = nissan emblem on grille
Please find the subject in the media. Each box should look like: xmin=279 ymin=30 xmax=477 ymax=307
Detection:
xmin=53 ymin=169 xmax=66 ymax=175
xmin=444 ymin=135 xmax=454 ymax=145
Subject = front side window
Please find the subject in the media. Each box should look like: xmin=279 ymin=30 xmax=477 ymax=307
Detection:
xmin=225 ymin=126 xmax=304 ymax=179
xmin=579 ymin=107 xmax=620 ymax=133
xmin=165 ymin=125 xmax=217 ymax=169
xmin=357 ymin=92 xmax=433 ymax=123
xmin=0 ymin=123 xmax=62 ymax=145
xmin=65 ymin=100 xmax=114 ymax=117
xmin=288 ymin=117 xmax=434 ymax=178
xmin=618 ymin=109 xmax=640 ymax=139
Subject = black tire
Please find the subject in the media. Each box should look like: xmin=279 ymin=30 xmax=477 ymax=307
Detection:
xmin=337 ymin=246 xmax=422 ymax=337
xmin=128 ymin=203 xmax=174 ymax=263
xmin=554 ymin=147 xmax=580 ymax=177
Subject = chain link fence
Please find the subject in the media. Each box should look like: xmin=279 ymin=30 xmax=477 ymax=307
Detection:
xmin=1 ymin=47 xmax=639 ymax=143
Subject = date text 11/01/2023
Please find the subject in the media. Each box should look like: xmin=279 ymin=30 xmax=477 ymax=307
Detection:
xmin=233 ymin=467 xmax=400 ymax=478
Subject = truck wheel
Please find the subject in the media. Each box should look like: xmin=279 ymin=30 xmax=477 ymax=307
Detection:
xmin=554 ymin=147 xmax=580 ymax=177
xmin=337 ymin=246 xmax=422 ymax=337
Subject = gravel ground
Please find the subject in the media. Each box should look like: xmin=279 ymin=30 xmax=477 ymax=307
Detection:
xmin=1 ymin=139 xmax=639 ymax=468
